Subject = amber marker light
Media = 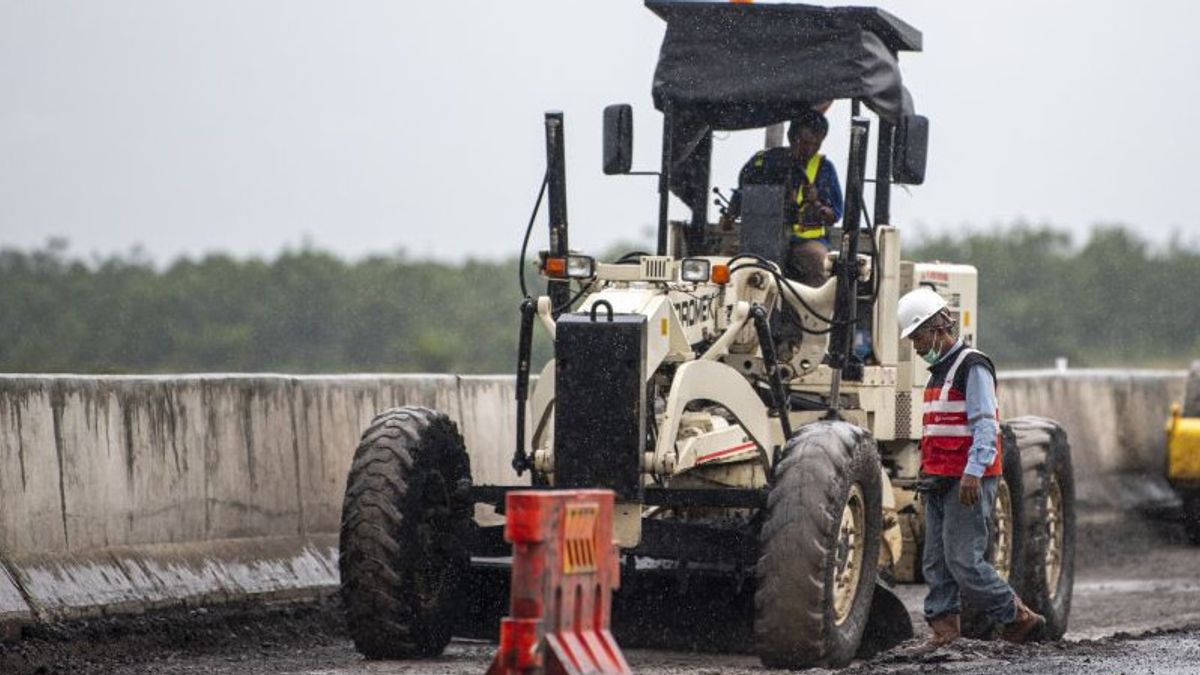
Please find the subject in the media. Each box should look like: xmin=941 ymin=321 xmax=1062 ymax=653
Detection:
xmin=543 ymin=257 xmax=567 ymax=278
xmin=712 ymin=264 xmax=731 ymax=285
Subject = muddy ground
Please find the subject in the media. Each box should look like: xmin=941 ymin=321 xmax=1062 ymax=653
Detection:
xmin=4 ymin=509 xmax=1200 ymax=675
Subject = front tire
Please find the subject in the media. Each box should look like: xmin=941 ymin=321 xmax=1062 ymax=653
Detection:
xmin=339 ymin=407 xmax=474 ymax=659
xmin=755 ymin=421 xmax=883 ymax=669
xmin=1007 ymin=416 xmax=1076 ymax=641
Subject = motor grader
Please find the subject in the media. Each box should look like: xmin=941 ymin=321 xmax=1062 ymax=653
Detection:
xmin=337 ymin=2 xmax=1076 ymax=668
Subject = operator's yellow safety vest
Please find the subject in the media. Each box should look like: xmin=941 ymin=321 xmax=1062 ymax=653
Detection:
xmin=749 ymin=150 xmax=827 ymax=240
xmin=793 ymin=153 xmax=826 ymax=240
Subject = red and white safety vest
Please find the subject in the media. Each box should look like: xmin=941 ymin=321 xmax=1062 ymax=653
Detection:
xmin=920 ymin=343 xmax=1003 ymax=477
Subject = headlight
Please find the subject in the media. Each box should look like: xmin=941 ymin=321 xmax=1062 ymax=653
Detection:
xmin=680 ymin=258 xmax=711 ymax=282
xmin=566 ymin=255 xmax=595 ymax=279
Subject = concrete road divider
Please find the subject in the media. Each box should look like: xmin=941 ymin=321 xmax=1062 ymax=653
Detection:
xmin=0 ymin=370 xmax=1185 ymax=635
xmin=0 ymin=374 xmax=524 ymax=635
xmin=1000 ymin=369 xmax=1187 ymax=510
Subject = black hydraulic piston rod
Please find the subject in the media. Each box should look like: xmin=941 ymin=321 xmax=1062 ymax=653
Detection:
xmin=544 ymin=112 xmax=572 ymax=316
xmin=511 ymin=298 xmax=536 ymax=474
xmin=751 ymin=305 xmax=793 ymax=442
xmin=827 ymin=117 xmax=871 ymax=412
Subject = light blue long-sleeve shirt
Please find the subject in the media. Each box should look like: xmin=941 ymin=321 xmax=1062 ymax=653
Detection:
xmin=934 ymin=339 xmax=999 ymax=477
xmin=963 ymin=365 xmax=999 ymax=477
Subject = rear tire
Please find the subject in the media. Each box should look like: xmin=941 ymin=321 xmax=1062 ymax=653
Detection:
xmin=755 ymin=421 xmax=883 ymax=669
xmin=339 ymin=407 xmax=474 ymax=659
xmin=1007 ymin=416 xmax=1075 ymax=641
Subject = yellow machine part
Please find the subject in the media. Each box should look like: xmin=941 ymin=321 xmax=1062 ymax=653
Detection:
xmin=1167 ymin=404 xmax=1200 ymax=482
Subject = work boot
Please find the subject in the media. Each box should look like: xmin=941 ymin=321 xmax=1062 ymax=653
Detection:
xmin=900 ymin=613 xmax=960 ymax=655
xmin=928 ymin=613 xmax=961 ymax=648
xmin=999 ymin=596 xmax=1045 ymax=644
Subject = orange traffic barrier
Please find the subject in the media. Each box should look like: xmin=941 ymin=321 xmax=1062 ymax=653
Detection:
xmin=487 ymin=489 xmax=631 ymax=675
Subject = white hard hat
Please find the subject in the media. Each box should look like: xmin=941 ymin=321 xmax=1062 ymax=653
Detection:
xmin=897 ymin=287 xmax=948 ymax=339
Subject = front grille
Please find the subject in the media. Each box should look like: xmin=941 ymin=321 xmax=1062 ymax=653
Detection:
xmin=895 ymin=391 xmax=912 ymax=439
xmin=640 ymin=256 xmax=672 ymax=281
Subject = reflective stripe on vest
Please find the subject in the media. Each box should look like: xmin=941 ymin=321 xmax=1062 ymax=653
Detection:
xmin=920 ymin=346 xmax=1003 ymax=477
xmin=792 ymin=153 xmax=826 ymax=240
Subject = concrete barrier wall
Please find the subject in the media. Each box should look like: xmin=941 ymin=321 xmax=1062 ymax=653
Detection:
xmin=999 ymin=369 xmax=1187 ymax=509
xmin=0 ymin=369 xmax=1187 ymax=630
xmin=0 ymin=375 xmax=525 ymax=630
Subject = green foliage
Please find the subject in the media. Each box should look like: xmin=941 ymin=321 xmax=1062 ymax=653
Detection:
xmin=0 ymin=226 xmax=1195 ymax=373
xmin=0 ymin=242 xmax=545 ymax=374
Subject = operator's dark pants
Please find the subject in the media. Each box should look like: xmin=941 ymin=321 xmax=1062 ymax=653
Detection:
xmin=922 ymin=476 xmax=1018 ymax=625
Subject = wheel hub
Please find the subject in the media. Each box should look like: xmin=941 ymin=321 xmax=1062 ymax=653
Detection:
xmin=992 ymin=479 xmax=1014 ymax=581
xmin=1045 ymin=476 xmax=1065 ymax=598
xmin=833 ymin=484 xmax=866 ymax=626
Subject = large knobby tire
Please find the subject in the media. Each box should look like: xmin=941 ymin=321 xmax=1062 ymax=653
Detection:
xmin=339 ymin=407 xmax=474 ymax=659
xmin=755 ymin=421 xmax=883 ymax=669
xmin=1007 ymin=416 xmax=1076 ymax=641
xmin=961 ymin=437 xmax=1026 ymax=638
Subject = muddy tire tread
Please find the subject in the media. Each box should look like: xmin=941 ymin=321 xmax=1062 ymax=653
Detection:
xmin=339 ymin=406 xmax=473 ymax=659
xmin=1007 ymin=415 xmax=1076 ymax=641
xmin=755 ymin=421 xmax=883 ymax=669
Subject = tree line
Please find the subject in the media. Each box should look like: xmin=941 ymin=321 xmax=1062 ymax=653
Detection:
xmin=0 ymin=226 xmax=1196 ymax=374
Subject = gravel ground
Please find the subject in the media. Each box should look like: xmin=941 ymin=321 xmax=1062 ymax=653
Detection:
xmin=4 ymin=509 xmax=1199 ymax=674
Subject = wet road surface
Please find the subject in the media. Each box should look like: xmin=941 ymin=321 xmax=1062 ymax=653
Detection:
xmin=4 ymin=510 xmax=1199 ymax=674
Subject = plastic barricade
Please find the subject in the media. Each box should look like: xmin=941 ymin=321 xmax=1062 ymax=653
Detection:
xmin=487 ymin=489 xmax=631 ymax=675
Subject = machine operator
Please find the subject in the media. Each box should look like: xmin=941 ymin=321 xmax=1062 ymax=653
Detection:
xmin=720 ymin=109 xmax=843 ymax=286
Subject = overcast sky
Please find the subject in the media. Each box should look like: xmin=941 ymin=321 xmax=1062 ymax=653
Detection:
xmin=2 ymin=1 xmax=1198 ymax=264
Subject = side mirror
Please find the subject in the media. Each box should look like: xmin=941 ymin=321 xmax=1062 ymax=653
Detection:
xmin=893 ymin=114 xmax=929 ymax=185
xmin=603 ymin=104 xmax=633 ymax=175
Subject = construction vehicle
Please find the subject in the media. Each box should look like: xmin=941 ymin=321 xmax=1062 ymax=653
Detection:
xmin=1167 ymin=361 xmax=1200 ymax=544
xmin=337 ymin=2 xmax=1076 ymax=668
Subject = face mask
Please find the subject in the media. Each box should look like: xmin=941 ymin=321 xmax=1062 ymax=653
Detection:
xmin=921 ymin=343 xmax=942 ymax=365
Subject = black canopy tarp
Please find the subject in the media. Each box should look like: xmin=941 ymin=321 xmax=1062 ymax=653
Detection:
xmin=649 ymin=1 xmax=920 ymax=128
xmin=645 ymin=2 xmax=921 ymax=229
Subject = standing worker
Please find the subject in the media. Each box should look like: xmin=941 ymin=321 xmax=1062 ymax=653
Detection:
xmin=897 ymin=287 xmax=1045 ymax=649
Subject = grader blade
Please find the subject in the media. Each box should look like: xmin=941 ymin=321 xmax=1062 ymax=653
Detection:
xmin=857 ymin=581 xmax=915 ymax=659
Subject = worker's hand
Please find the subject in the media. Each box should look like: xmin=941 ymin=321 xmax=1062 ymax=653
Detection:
xmin=801 ymin=183 xmax=818 ymax=202
xmin=959 ymin=474 xmax=981 ymax=506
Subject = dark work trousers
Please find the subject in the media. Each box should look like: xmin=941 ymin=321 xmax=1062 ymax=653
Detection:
xmin=922 ymin=475 xmax=1018 ymax=625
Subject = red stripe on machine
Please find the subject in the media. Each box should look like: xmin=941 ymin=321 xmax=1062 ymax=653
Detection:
xmin=697 ymin=442 xmax=756 ymax=464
